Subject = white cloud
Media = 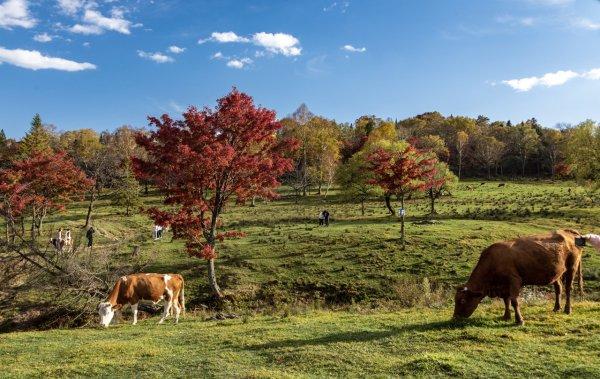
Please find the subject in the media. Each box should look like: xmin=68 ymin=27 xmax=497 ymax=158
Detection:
xmin=211 ymin=51 xmax=224 ymax=59
xmin=226 ymin=57 xmax=252 ymax=69
xmin=137 ymin=50 xmax=174 ymax=63
xmin=70 ymin=8 xmax=132 ymax=35
xmin=342 ymin=44 xmax=366 ymax=53
xmin=57 ymin=0 xmax=83 ymax=15
xmin=33 ymin=33 xmax=53 ymax=43
xmin=582 ymin=68 xmax=600 ymax=80
xmin=0 ymin=0 xmax=36 ymax=29
xmin=168 ymin=45 xmax=185 ymax=54
xmin=199 ymin=31 xmax=250 ymax=44
xmin=0 ymin=46 xmax=96 ymax=71
xmin=501 ymin=68 xmax=600 ymax=92
xmin=252 ymin=32 xmax=301 ymax=56
xmin=572 ymin=18 xmax=600 ymax=30
xmin=199 ymin=31 xmax=302 ymax=57
xmin=502 ymin=70 xmax=578 ymax=91
xmin=69 ymin=23 xmax=102 ymax=34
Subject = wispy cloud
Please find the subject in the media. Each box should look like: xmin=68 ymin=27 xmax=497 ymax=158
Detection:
xmin=199 ymin=31 xmax=249 ymax=44
xmin=226 ymin=57 xmax=252 ymax=69
xmin=137 ymin=50 xmax=174 ymax=63
xmin=70 ymin=8 xmax=132 ymax=35
xmin=33 ymin=33 xmax=53 ymax=43
xmin=198 ymin=31 xmax=302 ymax=57
xmin=168 ymin=45 xmax=185 ymax=54
xmin=323 ymin=1 xmax=350 ymax=13
xmin=0 ymin=46 xmax=96 ymax=71
xmin=342 ymin=44 xmax=366 ymax=53
xmin=169 ymin=100 xmax=184 ymax=112
xmin=495 ymin=15 xmax=536 ymax=27
xmin=0 ymin=0 xmax=36 ymax=29
xmin=57 ymin=0 xmax=84 ymax=15
xmin=572 ymin=18 xmax=600 ymax=30
xmin=501 ymin=68 xmax=600 ymax=91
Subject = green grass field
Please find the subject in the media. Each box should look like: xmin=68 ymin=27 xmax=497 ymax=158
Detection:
xmin=3 ymin=180 xmax=600 ymax=377
xmin=2 ymin=303 xmax=600 ymax=378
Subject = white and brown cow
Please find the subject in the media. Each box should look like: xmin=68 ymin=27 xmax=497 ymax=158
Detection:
xmin=98 ymin=273 xmax=185 ymax=327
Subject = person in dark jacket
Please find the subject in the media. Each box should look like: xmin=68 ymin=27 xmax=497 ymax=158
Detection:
xmin=323 ymin=210 xmax=330 ymax=226
xmin=86 ymin=227 xmax=95 ymax=250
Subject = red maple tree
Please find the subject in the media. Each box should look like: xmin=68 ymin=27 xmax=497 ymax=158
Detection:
xmin=0 ymin=152 xmax=94 ymax=239
xmin=133 ymin=89 xmax=297 ymax=297
xmin=367 ymin=144 xmax=436 ymax=249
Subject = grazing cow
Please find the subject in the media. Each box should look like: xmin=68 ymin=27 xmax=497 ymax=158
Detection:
xmin=453 ymin=229 xmax=583 ymax=325
xmin=98 ymin=273 xmax=185 ymax=327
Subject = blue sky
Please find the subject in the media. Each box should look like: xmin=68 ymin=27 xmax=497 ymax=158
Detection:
xmin=1 ymin=0 xmax=599 ymax=138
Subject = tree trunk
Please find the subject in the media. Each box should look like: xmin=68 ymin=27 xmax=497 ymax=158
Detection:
xmin=429 ymin=190 xmax=435 ymax=216
xmin=84 ymin=190 xmax=97 ymax=228
xmin=521 ymin=158 xmax=526 ymax=177
xmin=487 ymin=164 xmax=491 ymax=180
xmin=384 ymin=194 xmax=394 ymax=215
xmin=251 ymin=196 xmax=256 ymax=207
xmin=458 ymin=152 xmax=462 ymax=180
xmin=400 ymin=194 xmax=405 ymax=250
xmin=207 ymin=258 xmax=222 ymax=298
xmin=31 ymin=208 xmax=36 ymax=241
xmin=144 ymin=182 xmax=149 ymax=195
xmin=317 ymin=182 xmax=322 ymax=195
xmin=361 ymin=199 xmax=365 ymax=216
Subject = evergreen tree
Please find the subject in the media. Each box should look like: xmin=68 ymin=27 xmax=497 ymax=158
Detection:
xmin=19 ymin=114 xmax=53 ymax=158
xmin=111 ymin=162 xmax=142 ymax=216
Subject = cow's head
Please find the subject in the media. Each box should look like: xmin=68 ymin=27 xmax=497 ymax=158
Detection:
xmin=97 ymin=302 xmax=115 ymax=327
xmin=453 ymin=286 xmax=485 ymax=319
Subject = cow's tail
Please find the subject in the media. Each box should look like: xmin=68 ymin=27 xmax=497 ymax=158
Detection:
xmin=578 ymin=260 xmax=585 ymax=297
xmin=179 ymin=277 xmax=186 ymax=315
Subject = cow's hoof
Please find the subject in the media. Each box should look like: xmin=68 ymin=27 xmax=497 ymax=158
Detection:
xmin=515 ymin=320 xmax=525 ymax=326
xmin=502 ymin=314 xmax=511 ymax=321
xmin=553 ymin=307 xmax=561 ymax=312
xmin=564 ymin=309 xmax=572 ymax=315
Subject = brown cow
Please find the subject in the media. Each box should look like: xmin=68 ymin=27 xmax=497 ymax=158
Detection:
xmin=453 ymin=229 xmax=583 ymax=325
xmin=98 ymin=273 xmax=185 ymax=327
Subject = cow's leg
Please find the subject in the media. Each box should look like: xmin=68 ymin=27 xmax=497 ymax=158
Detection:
xmin=564 ymin=267 xmax=575 ymax=315
xmin=159 ymin=288 xmax=173 ymax=324
xmin=159 ymin=300 xmax=172 ymax=324
xmin=502 ymin=298 xmax=511 ymax=320
xmin=131 ymin=303 xmax=138 ymax=325
xmin=510 ymin=298 xmax=524 ymax=326
xmin=553 ymin=281 xmax=562 ymax=312
xmin=508 ymin=277 xmax=524 ymax=325
xmin=173 ymin=299 xmax=181 ymax=324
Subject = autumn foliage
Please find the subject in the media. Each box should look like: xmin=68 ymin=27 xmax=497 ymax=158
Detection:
xmin=134 ymin=89 xmax=297 ymax=295
xmin=0 ymin=152 xmax=93 ymax=237
xmin=367 ymin=144 xmax=437 ymax=248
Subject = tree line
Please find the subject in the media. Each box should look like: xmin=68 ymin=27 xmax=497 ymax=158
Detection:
xmin=280 ymin=107 xmax=599 ymax=199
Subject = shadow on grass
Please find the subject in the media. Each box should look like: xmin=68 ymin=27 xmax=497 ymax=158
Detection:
xmin=244 ymin=319 xmax=469 ymax=351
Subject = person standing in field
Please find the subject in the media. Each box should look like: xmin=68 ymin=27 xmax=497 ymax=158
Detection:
xmin=86 ymin=227 xmax=95 ymax=251
xmin=323 ymin=210 xmax=330 ymax=226
xmin=318 ymin=211 xmax=325 ymax=226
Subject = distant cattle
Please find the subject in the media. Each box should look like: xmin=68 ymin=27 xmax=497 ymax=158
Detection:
xmin=98 ymin=273 xmax=185 ymax=327
xmin=453 ymin=229 xmax=583 ymax=325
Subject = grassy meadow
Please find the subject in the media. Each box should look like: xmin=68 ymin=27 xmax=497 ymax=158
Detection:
xmin=2 ymin=180 xmax=600 ymax=377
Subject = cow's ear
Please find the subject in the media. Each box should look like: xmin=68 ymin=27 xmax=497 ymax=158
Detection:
xmin=455 ymin=285 xmax=467 ymax=291
xmin=468 ymin=289 xmax=484 ymax=297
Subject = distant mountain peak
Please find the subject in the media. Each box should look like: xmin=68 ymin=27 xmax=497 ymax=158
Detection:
xmin=290 ymin=103 xmax=315 ymax=125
